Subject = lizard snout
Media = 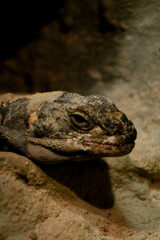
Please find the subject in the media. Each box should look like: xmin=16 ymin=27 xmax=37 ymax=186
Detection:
xmin=103 ymin=112 xmax=136 ymax=139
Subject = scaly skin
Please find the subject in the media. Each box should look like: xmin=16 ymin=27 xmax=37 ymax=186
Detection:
xmin=0 ymin=91 xmax=137 ymax=164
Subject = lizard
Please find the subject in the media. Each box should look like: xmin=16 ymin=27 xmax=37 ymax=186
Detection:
xmin=0 ymin=91 xmax=137 ymax=164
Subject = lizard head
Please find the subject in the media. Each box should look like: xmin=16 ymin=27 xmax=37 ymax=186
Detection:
xmin=27 ymin=92 xmax=137 ymax=163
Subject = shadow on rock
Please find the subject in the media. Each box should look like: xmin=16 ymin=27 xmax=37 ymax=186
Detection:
xmin=39 ymin=159 xmax=114 ymax=209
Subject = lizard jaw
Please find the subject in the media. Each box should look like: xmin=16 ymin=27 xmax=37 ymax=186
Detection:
xmin=27 ymin=134 xmax=136 ymax=163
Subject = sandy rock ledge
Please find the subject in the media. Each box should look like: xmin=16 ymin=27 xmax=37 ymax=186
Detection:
xmin=1 ymin=151 xmax=160 ymax=240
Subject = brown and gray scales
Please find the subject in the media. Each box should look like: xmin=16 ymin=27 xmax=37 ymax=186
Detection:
xmin=0 ymin=91 xmax=137 ymax=164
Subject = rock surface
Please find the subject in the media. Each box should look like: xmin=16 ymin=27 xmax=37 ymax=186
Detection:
xmin=0 ymin=0 xmax=160 ymax=239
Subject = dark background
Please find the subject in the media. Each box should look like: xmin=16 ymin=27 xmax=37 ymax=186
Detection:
xmin=0 ymin=0 xmax=131 ymax=94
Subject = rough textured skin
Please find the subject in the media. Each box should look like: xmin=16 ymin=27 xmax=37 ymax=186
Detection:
xmin=0 ymin=91 xmax=136 ymax=164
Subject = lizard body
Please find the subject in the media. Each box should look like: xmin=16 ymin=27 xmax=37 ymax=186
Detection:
xmin=0 ymin=91 xmax=137 ymax=164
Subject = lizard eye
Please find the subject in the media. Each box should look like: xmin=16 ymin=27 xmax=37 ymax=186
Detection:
xmin=69 ymin=113 xmax=93 ymax=131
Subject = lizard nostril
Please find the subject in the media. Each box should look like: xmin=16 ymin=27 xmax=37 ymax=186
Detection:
xmin=121 ymin=114 xmax=128 ymax=124
xmin=103 ymin=118 xmax=124 ymax=135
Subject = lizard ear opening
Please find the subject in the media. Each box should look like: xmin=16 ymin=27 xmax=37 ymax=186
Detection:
xmin=69 ymin=112 xmax=93 ymax=131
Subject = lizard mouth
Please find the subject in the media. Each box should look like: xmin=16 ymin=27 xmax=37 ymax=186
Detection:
xmin=28 ymin=131 xmax=136 ymax=159
xmin=52 ymin=142 xmax=135 ymax=158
